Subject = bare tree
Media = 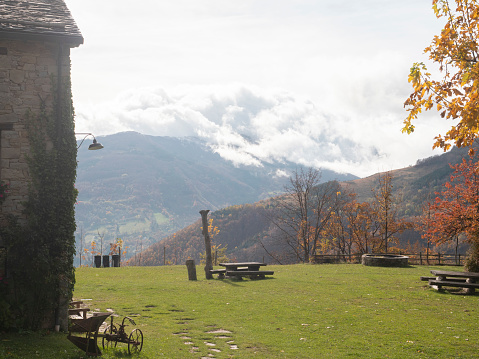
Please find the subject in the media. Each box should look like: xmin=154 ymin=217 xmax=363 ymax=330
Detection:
xmin=270 ymin=167 xmax=343 ymax=263
xmin=371 ymin=171 xmax=411 ymax=253
xmin=97 ymin=230 xmax=105 ymax=256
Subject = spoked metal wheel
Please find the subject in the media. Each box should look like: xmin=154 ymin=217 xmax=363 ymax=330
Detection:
xmin=128 ymin=328 xmax=143 ymax=354
xmin=102 ymin=324 xmax=118 ymax=349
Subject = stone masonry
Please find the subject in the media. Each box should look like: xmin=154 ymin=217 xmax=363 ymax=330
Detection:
xmin=0 ymin=38 xmax=72 ymax=222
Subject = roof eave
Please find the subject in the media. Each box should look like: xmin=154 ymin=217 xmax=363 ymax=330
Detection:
xmin=0 ymin=30 xmax=83 ymax=48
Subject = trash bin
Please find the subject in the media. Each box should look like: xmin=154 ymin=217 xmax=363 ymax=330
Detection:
xmin=94 ymin=255 xmax=101 ymax=268
xmin=103 ymin=255 xmax=110 ymax=268
xmin=112 ymin=254 xmax=120 ymax=267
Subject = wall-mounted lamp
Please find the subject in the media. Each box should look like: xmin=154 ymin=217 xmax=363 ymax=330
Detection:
xmin=75 ymin=133 xmax=104 ymax=150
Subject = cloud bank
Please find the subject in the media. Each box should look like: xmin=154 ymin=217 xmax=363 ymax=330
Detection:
xmin=75 ymin=84 xmax=447 ymax=177
xmin=67 ymin=0 xmax=451 ymax=177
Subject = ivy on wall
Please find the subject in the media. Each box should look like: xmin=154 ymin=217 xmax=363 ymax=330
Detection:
xmin=0 ymin=73 xmax=78 ymax=330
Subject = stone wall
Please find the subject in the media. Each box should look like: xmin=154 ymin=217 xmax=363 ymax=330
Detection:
xmin=361 ymin=254 xmax=409 ymax=267
xmin=0 ymin=38 xmax=72 ymax=223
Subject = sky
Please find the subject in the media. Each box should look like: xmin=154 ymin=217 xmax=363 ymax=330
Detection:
xmin=65 ymin=0 xmax=451 ymax=178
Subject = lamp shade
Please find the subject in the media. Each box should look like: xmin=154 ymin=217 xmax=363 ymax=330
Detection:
xmin=88 ymin=139 xmax=104 ymax=150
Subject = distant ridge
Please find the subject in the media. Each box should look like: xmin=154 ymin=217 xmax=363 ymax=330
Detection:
xmin=132 ymin=145 xmax=472 ymax=266
xmin=75 ymin=131 xmax=357 ymax=264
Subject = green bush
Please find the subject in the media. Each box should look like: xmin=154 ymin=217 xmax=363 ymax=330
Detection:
xmin=465 ymin=242 xmax=479 ymax=272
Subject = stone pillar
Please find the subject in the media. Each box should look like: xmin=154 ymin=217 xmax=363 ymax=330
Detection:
xmin=186 ymin=259 xmax=197 ymax=281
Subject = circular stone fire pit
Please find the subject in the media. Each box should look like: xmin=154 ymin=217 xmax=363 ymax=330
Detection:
xmin=361 ymin=254 xmax=409 ymax=267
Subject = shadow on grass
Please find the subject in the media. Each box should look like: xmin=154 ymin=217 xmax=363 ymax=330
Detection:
xmin=102 ymin=348 xmax=142 ymax=358
xmin=435 ymin=288 xmax=479 ymax=296
xmin=220 ymin=277 xmax=276 ymax=286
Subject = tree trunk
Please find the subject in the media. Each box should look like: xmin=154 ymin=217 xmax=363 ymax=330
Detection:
xmin=186 ymin=259 xmax=197 ymax=281
xmin=200 ymin=210 xmax=213 ymax=279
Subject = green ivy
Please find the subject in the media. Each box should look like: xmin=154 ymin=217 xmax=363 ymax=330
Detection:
xmin=1 ymin=75 xmax=78 ymax=330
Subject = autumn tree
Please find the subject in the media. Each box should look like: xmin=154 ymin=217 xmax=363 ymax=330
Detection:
xmin=340 ymin=197 xmax=381 ymax=254
xmin=417 ymin=195 xmax=436 ymax=264
xmin=323 ymin=192 xmax=384 ymax=256
xmin=423 ymin=153 xmax=479 ymax=270
xmin=322 ymin=191 xmax=358 ymax=257
xmin=403 ymin=0 xmax=479 ymax=151
xmin=97 ymin=230 xmax=105 ymax=256
xmin=372 ymin=172 xmax=395 ymax=253
xmin=323 ymin=206 xmax=351 ymax=256
xmin=270 ymin=168 xmax=343 ymax=263
xmin=371 ymin=172 xmax=411 ymax=253
xmin=89 ymin=240 xmax=99 ymax=266
xmin=200 ymin=218 xmax=230 ymax=265
xmin=325 ymin=173 xmax=410 ymax=255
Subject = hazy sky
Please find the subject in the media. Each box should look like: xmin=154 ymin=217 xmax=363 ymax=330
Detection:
xmin=65 ymin=0 xmax=450 ymax=177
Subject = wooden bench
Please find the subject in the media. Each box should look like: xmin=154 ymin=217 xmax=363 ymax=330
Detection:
xmin=210 ymin=267 xmax=250 ymax=279
xmin=210 ymin=269 xmax=226 ymax=279
xmin=421 ymin=276 xmax=466 ymax=283
xmin=429 ymin=279 xmax=479 ymax=290
xmin=69 ymin=300 xmax=90 ymax=319
xmin=226 ymin=270 xmax=274 ymax=279
xmin=210 ymin=269 xmax=226 ymax=274
xmin=218 ymin=262 xmax=272 ymax=280
xmin=427 ymin=270 xmax=479 ymax=294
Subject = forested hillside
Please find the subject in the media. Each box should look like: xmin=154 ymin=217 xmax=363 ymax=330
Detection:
xmin=343 ymin=145 xmax=470 ymax=215
xmin=131 ymin=145 xmax=474 ymax=266
xmin=132 ymin=202 xmax=276 ymax=266
xmin=75 ymin=131 xmax=356 ymax=265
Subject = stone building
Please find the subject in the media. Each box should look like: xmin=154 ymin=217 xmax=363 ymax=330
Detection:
xmin=0 ymin=0 xmax=83 ymax=219
xmin=0 ymin=0 xmax=83 ymax=329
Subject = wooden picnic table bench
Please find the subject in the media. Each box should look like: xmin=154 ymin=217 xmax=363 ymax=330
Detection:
xmin=226 ymin=270 xmax=275 ymax=279
xmin=209 ymin=268 xmax=227 ymax=279
xmin=69 ymin=300 xmax=90 ymax=319
xmin=219 ymin=262 xmax=274 ymax=280
xmin=210 ymin=267 xmax=254 ymax=278
xmin=426 ymin=270 xmax=479 ymax=294
xmin=430 ymin=270 xmax=479 ymax=279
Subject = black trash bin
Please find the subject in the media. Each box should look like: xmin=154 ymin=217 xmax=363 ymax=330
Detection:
xmin=94 ymin=255 xmax=101 ymax=268
xmin=112 ymin=254 xmax=120 ymax=267
xmin=103 ymin=255 xmax=110 ymax=268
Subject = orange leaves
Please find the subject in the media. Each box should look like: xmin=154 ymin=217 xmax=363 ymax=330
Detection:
xmin=424 ymin=152 xmax=479 ymax=245
xmin=404 ymin=0 xmax=479 ymax=150
xmin=407 ymin=62 xmax=429 ymax=87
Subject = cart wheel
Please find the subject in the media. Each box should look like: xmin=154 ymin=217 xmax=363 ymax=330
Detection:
xmin=102 ymin=324 xmax=118 ymax=349
xmin=128 ymin=328 xmax=143 ymax=354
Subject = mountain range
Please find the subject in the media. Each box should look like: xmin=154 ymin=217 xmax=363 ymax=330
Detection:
xmin=75 ymin=131 xmax=357 ymax=265
xmin=131 ymin=144 xmax=473 ymax=266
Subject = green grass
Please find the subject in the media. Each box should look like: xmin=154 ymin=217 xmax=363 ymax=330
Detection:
xmin=119 ymin=219 xmax=150 ymax=234
xmin=2 ymin=264 xmax=479 ymax=358
xmin=153 ymin=212 xmax=169 ymax=225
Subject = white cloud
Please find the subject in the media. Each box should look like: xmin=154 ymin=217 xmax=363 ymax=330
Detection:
xmin=66 ymin=0 xmax=451 ymax=177
xmin=75 ymin=84 xmax=419 ymax=177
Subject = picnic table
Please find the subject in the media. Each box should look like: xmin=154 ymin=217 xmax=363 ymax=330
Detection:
xmin=69 ymin=300 xmax=90 ymax=319
xmin=423 ymin=270 xmax=479 ymax=294
xmin=215 ymin=262 xmax=274 ymax=280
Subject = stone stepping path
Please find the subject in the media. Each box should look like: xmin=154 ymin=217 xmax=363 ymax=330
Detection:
xmin=173 ymin=319 xmax=239 ymax=357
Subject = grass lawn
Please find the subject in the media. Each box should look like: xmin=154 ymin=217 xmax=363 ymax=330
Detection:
xmin=1 ymin=264 xmax=479 ymax=358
